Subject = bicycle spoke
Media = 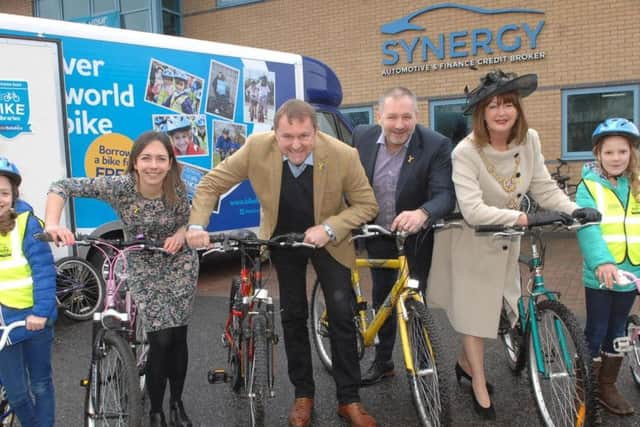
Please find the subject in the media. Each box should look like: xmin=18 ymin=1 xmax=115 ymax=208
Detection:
xmin=529 ymin=301 xmax=594 ymax=427
xmin=405 ymin=300 xmax=448 ymax=427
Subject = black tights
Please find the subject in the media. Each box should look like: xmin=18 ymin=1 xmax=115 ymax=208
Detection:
xmin=146 ymin=325 xmax=189 ymax=413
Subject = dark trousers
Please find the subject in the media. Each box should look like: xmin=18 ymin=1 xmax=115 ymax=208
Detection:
xmin=366 ymin=231 xmax=433 ymax=362
xmin=584 ymin=287 xmax=636 ymax=358
xmin=270 ymin=247 xmax=360 ymax=405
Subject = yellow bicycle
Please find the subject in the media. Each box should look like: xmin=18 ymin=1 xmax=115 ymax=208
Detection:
xmin=310 ymin=224 xmax=449 ymax=427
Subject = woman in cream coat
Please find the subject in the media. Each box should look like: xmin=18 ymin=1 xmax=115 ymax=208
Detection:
xmin=428 ymin=70 xmax=599 ymax=419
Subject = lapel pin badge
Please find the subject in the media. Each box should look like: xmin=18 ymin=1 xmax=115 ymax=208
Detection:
xmin=407 ymin=155 xmax=415 ymax=164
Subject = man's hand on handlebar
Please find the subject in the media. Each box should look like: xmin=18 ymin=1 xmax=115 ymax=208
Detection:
xmin=304 ymin=224 xmax=330 ymax=248
xmin=186 ymin=228 xmax=210 ymax=249
xmin=572 ymin=207 xmax=601 ymax=224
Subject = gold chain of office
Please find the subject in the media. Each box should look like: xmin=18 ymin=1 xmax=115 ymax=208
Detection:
xmin=477 ymin=147 xmax=521 ymax=210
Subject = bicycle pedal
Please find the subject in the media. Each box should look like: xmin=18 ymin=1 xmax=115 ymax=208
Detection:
xmin=207 ymin=368 xmax=229 ymax=384
xmin=80 ymin=377 xmax=90 ymax=388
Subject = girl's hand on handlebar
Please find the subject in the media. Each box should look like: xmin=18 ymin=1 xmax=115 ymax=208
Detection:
xmin=43 ymin=224 xmax=75 ymax=246
xmin=25 ymin=315 xmax=47 ymax=331
xmin=164 ymin=228 xmax=186 ymax=254
xmin=597 ymin=263 xmax=618 ymax=289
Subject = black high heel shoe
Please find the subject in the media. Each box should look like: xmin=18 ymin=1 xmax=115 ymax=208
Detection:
xmin=471 ymin=388 xmax=496 ymax=420
xmin=455 ymin=362 xmax=494 ymax=394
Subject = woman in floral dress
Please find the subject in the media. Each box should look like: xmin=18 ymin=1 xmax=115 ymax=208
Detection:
xmin=44 ymin=131 xmax=198 ymax=427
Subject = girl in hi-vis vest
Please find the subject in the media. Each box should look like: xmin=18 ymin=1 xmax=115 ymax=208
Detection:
xmin=0 ymin=157 xmax=57 ymax=426
xmin=576 ymin=118 xmax=640 ymax=417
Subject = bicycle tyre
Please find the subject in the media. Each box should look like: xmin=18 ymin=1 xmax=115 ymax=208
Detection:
xmin=134 ymin=313 xmax=149 ymax=400
xmin=310 ymin=279 xmax=333 ymax=372
xmin=247 ymin=315 xmax=268 ymax=427
xmin=85 ymin=331 xmax=142 ymax=427
xmin=404 ymin=299 xmax=449 ymax=427
xmin=56 ymin=256 xmax=104 ymax=321
xmin=528 ymin=300 xmax=596 ymax=427
xmin=500 ymin=318 xmax=527 ymax=373
xmin=0 ymin=384 xmax=15 ymax=427
xmin=227 ymin=277 xmax=243 ymax=393
xmin=625 ymin=314 xmax=640 ymax=388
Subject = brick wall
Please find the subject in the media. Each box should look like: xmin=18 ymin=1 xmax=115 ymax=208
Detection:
xmin=183 ymin=0 xmax=639 ymax=180
xmin=0 ymin=0 xmax=32 ymax=16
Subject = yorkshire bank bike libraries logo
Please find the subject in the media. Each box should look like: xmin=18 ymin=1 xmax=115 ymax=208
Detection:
xmin=381 ymin=3 xmax=546 ymax=76
xmin=0 ymin=80 xmax=31 ymax=138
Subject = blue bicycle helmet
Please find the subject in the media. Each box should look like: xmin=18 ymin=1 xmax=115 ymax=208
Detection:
xmin=161 ymin=69 xmax=174 ymax=79
xmin=0 ymin=157 xmax=21 ymax=186
xmin=166 ymin=116 xmax=192 ymax=133
xmin=592 ymin=118 xmax=640 ymax=146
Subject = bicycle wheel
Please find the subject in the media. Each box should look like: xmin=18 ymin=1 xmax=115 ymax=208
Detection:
xmin=310 ymin=279 xmax=333 ymax=371
xmin=529 ymin=300 xmax=595 ymax=427
xmin=0 ymin=384 xmax=15 ymax=427
xmin=501 ymin=324 xmax=527 ymax=373
xmin=133 ymin=314 xmax=148 ymax=396
xmin=85 ymin=331 xmax=142 ymax=427
xmin=625 ymin=314 xmax=640 ymax=387
xmin=227 ymin=277 xmax=243 ymax=392
xmin=246 ymin=315 xmax=268 ymax=427
xmin=404 ymin=299 xmax=449 ymax=427
xmin=56 ymin=256 xmax=104 ymax=321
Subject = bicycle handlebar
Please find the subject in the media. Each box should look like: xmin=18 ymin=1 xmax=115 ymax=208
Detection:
xmin=0 ymin=320 xmax=26 ymax=350
xmin=475 ymin=219 xmax=600 ymax=235
xmin=206 ymin=230 xmax=314 ymax=252
xmin=350 ymin=224 xmax=409 ymax=241
xmin=35 ymin=232 xmax=166 ymax=251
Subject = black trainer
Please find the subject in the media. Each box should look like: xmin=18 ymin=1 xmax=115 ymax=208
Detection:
xmin=361 ymin=360 xmax=395 ymax=386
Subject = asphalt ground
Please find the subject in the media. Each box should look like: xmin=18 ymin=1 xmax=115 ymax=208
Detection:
xmin=51 ymin=294 xmax=640 ymax=426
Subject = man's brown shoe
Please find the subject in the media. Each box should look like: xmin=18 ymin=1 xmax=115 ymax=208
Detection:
xmin=288 ymin=397 xmax=314 ymax=427
xmin=337 ymin=402 xmax=376 ymax=427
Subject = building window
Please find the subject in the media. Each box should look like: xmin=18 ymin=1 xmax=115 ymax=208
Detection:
xmin=340 ymin=106 xmax=373 ymax=128
xmin=35 ymin=0 xmax=181 ymax=34
xmin=429 ymin=99 xmax=471 ymax=145
xmin=562 ymin=85 xmax=639 ymax=160
xmin=217 ymin=0 xmax=262 ymax=9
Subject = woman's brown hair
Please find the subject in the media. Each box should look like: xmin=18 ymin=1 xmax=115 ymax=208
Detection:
xmin=126 ymin=131 xmax=184 ymax=207
xmin=471 ymin=92 xmax=529 ymax=147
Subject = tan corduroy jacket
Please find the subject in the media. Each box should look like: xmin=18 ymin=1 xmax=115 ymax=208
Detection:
xmin=189 ymin=130 xmax=378 ymax=268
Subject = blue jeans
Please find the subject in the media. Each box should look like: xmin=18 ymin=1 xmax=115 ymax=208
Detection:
xmin=584 ymin=287 xmax=636 ymax=358
xmin=0 ymin=327 xmax=55 ymax=427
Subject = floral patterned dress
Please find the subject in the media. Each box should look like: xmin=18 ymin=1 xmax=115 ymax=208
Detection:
xmin=49 ymin=174 xmax=198 ymax=332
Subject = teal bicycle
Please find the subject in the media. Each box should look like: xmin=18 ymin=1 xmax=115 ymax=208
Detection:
xmin=479 ymin=218 xmax=598 ymax=427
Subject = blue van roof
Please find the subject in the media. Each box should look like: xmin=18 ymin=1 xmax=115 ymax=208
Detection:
xmin=303 ymin=56 xmax=343 ymax=108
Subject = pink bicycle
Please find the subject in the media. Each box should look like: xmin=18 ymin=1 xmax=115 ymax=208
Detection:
xmin=37 ymin=233 xmax=166 ymax=427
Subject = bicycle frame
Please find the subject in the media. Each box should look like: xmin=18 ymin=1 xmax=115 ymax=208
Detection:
xmin=516 ymin=229 xmax=574 ymax=377
xmin=350 ymin=237 xmax=428 ymax=376
xmin=224 ymin=242 xmax=277 ymax=396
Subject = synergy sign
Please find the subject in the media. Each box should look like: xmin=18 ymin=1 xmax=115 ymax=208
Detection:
xmin=381 ymin=3 xmax=546 ymax=76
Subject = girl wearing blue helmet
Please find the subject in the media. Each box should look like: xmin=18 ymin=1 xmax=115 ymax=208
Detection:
xmin=575 ymin=117 xmax=640 ymax=417
xmin=0 ymin=157 xmax=57 ymax=427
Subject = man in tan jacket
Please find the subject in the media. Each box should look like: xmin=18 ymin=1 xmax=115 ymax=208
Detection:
xmin=186 ymin=100 xmax=378 ymax=427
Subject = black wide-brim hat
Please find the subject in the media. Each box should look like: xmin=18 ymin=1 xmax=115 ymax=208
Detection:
xmin=463 ymin=69 xmax=538 ymax=114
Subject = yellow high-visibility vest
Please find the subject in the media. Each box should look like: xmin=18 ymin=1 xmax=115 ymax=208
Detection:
xmin=0 ymin=212 xmax=34 ymax=308
xmin=584 ymin=180 xmax=640 ymax=265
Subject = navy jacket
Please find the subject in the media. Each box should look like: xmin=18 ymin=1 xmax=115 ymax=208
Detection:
xmin=353 ymin=124 xmax=455 ymax=284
